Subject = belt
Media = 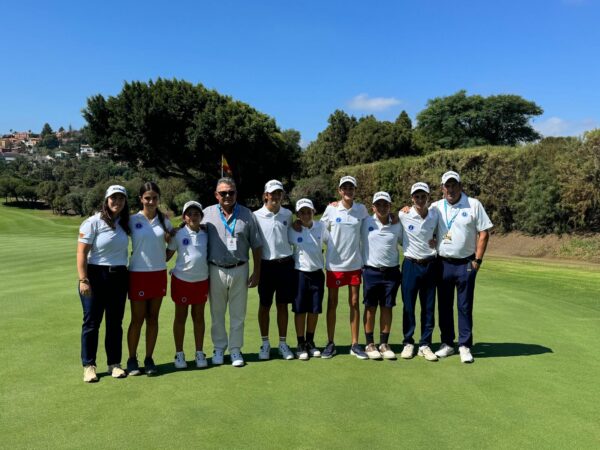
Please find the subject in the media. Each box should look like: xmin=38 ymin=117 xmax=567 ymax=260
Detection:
xmin=439 ymin=255 xmax=475 ymax=265
xmin=263 ymin=256 xmax=293 ymax=264
xmin=404 ymin=256 xmax=437 ymax=265
xmin=88 ymin=264 xmax=128 ymax=273
xmin=364 ymin=265 xmax=400 ymax=272
xmin=210 ymin=261 xmax=247 ymax=269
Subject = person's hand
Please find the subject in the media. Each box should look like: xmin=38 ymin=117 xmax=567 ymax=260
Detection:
xmin=292 ymin=219 xmax=302 ymax=232
xmin=428 ymin=238 xmax=437 ymax=249
xmin=400 ymin=205 xmax=410 ymax=214
xmin=79 ymin=280 xmax=91 ymax=297
xmin=248 ymin=272 xmax=260 ymax=288
xmin=471 ymin=260 xmax=480 ymax=271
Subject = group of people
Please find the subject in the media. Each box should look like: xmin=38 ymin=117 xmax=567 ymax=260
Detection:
xmin=77 ymin=171 xmax=492 ymax=382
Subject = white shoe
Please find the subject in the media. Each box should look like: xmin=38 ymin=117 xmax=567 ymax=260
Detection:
xmin=296 ymin=344 xmax=309 ymax=361
xmin=195 ymin=351 xmax=208 ymax=369
xmin=378 ymin=343 xmax=396 ymax=360
xmin=365 ymin=343 xmax=382 ymax=360
xmin=83 ymin=365 xmax=98 ymax=383
xmin=306 ymin=342 xmax=321 ymax=358
xmin=418 ymin=345 xmax=438 ymax=361
xmin=212 ymin=348 xmax=225 ymax=365
xmin=174 ymin=352 xmax=187 ymax=369
xmin=230 ymin=349 xmax=245 ymax=367
xmin=108 ymin=364 xmax=127 ymax=378
xmin=400 ymin=343 xmax=414 ymax=359
xmin=459 ymin=346 xmax=474 ymax=363
xmin=258 ymin=342 xmax=271 ymax=360
xmin=278 ymin=342 xmax=294 ymax=360
xmin=435 ymin=343 xmax=455 ymax=358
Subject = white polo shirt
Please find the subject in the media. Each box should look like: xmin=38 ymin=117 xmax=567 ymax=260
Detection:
xmin=129 ymin=212 xmax=172 ymax=272
xmin=288 ymin=221 xmax=329 ymax=272
xmin=361 ymin=215 xmax=402 ymax=268
xmin=253 ymin=206 xmax=293 ymax=260
xmin=431 ymin=193 xmax=493 ymax=259
xmin=321 ymin=202 xmax=368 ymax=271
xmin=399 ymin=207 xmax=439 ymax=259
xmin=167 ymin=225 xmax=209 ymax=282
xmin=78 ymin=213 xmax=129 ymax=266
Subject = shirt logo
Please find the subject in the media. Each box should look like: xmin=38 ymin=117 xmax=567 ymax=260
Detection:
xmin=408 ymin=224 xmax=415 ymax=231
xmin=181 ymin=296 xmax=188 ymax=303
xmin=283 ymin=221 xmax=287 ymax=226
xmin=462 ymin=212 xmax=468 ymax=217
xmin=297 ymin=237 xmax=303 ymax=243
xmin=135 ymin=223 xmax=143 ymax=229
xmin=182 ymin=238 xmax=190 ymax=246
xmin=368 ymin=226 xmax=374 ymax=232
xmin=336 ymin=217 xmax=342 ymax=223
xmin=138 ymin=290 xmax=145 ymax=297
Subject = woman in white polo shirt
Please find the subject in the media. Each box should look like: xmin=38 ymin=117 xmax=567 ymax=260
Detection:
xmin=126 ymin=181 xmax=172 ymax=376
xmin=77 ymin=185 xmax=130 ymax=383
xmin=166 ymin=201 xmax=209 ymax=369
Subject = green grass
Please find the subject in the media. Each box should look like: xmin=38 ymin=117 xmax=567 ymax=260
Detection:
xmin=1 ymin=204 xmax=599 ymax=449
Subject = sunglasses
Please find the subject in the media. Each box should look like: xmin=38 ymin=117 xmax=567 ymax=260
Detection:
xmin=218 ymin=190 xmax=236 ymax=197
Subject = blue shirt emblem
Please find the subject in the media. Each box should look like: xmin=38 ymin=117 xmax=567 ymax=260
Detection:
xmin=335 ymin=217 xmax=342 ymax=223
xmin=283 ymin=220 xmax=287 ymax=226
xmin=462 ymin=211 xmax=468 ymax=217
xmin=135 ymin=223 xmax=143 ymax=229
xmin=297 ymin=237 xmax=303 ymax=243
xmin=408 ymin=224 xmax=415 ymax=231
xmin=182 ymin=238 xmax=190 ymax=246
xmin=368 ymin=226 xmax=374 ymax=232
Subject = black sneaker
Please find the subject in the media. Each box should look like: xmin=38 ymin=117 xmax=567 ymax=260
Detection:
xmin=350 ymin=343 xmax=369 ymax=360
xmin=144 ymin=357 xmax=158 ymax=376
xmin=126 ymin=357 xmax=141 ymax=376
xmin=306 ymin=341 xmax=321 ymax=358
xmin=321 ymin=342 xmax=336 ymax=359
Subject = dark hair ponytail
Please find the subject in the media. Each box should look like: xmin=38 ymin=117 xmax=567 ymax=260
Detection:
xmin=100 ymin=198 xmax=131 ymax=235
xmin=139 ymin=181 xmax=167 ymax=232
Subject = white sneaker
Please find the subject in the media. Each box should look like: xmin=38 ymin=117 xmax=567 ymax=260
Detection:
xmin=108 ymin=364 xmax=127 ymax=378
xmin=400 ymin=343 xmax=414 ymax=359
xmin=83 ymin=365 xmax=98 ymax=383
xmin=378 ymin=343 xmax=396 ymax=360
xmin=459 ymin=346 xmax=474 ymax=363
xmin=230 ymin=349 xmax=245 ymax=367
xmin=278 ymin=342 xmax=294 ymax=360
xmin=435 ymin=343 xmax=455 ymax=358
xmin=174 ymin=352 xmax=187 ymax=369
xmin=212 ymin=348 xmax=225 ymax=365
xmin=418 ymin=345 xmax=438 ymax=361
xmin=195 ymin=351 xmax=208 ymax=369
xmin=365 ymin=343 xmax=382 ymax=360
xmin=296 ymin=344 xmax=309 ymax=361
xmin=258 ymin=342 xmax=271 ymax=360
xmin=306 ymin=342 xmax=321 ymax=358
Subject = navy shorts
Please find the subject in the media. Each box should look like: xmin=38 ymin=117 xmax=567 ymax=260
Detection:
xmin=293 ymin=269 xmax=325 ymax=314
xmin=362 ymin=265 xmax=401 ymax=308
xmin=258 ymin=257 xmax=296 ymax=306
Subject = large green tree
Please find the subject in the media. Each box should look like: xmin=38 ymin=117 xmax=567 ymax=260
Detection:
xmin=416 ymin=90 xmax=543 ymax=149
xmin=40 ymin=123 xmax=59 ymax=149
xmin=82 ymin=78 xmax=300 ymax=202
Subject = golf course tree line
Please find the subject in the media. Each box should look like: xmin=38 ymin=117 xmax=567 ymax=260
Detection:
xmin=2 ymin=77 xmax=598 ymax=233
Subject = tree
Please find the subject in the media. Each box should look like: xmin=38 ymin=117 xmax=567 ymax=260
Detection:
xmin=416 ymin=90 xmax=543 ymax=149
xmin=83 ymin=78 xmax=300 ymax=203
xmin=40 ymin=122 xmax=59 ymax=149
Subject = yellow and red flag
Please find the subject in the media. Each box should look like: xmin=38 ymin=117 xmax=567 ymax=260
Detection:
xmin=221 ymin=155 xmax=233 ymax=177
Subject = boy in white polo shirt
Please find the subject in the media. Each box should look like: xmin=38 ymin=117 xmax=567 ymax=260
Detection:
xmin=288 ymin=198 xmax=330 ymax=360
xmin=399 ymin=182 xmax=440 ymax=361
xmin=361 ymin=192 xmax=403 ymax=360
xmin=320 ymin=175 xmax=369 ymax=359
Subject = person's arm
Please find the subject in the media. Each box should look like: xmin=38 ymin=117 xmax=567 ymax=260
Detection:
xmin=77 ymin=242 xmax=92 ymax=296
xmin=472 ymin=230 xmax=490 ymax=271
xmin=166 ymin=249 xmax=176 ymax=262
xmin=248 ymin=246 xmax=262 ymax=288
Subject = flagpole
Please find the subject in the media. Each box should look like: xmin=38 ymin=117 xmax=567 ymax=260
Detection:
xmin=221 ymin=155 xmax=223 ymax=178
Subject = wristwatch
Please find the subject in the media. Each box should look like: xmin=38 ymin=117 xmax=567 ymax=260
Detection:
xmin=474 ymin=258 xmax=483 ymax=265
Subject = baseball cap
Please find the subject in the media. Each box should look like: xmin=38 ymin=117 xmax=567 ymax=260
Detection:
xmin=372 ymin=191 xmax=392 ymax=204
xmin=264 ymin=179 xmax=284 ymax=193
xmin=411 ymin=182 xmax=430 ymax=195
xmin=182 ymin=201 xmax=203 ymax=215
xmin=441 ymin=171 xmax=461 ymax=184
xmin=105 ymin=185 xmax=127 ymax=199
xmin=295 ymin=198 xmax=315 ymax=212
xmin=339 ymin=175 xmax=357 ymax=187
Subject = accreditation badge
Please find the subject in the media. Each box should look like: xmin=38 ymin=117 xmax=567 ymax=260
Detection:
xmin=227 ymin=236 xmax=238 ymax=251
xmin=442 ymin=231 xmax=452 ymax=243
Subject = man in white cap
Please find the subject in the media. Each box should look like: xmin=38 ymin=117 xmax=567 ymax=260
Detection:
xmin=254 ymin=180 xmax=295 ymax=361
xmin=398 ymin=182 xmax=440 ymax=362
xmin=431 ymin=171 xmax=493 ymax=363
xmin=361 ymin=191 xmax=402 ymax=360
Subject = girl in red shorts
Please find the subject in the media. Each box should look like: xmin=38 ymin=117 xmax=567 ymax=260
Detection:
xmin=166 ymin=201 xmax=209 ymax=369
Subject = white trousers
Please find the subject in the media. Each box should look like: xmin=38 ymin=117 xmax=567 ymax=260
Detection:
xmin=209 ymin=263 xmax=249 ymax=351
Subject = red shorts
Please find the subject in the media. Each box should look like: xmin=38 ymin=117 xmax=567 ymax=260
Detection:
xmin=326 ymin=269 xmax=362 ymax=288
xmin=129 ymin=270 xmax=167 ymax=301
xmin=171 ymin=275 xmax=209 ymax=305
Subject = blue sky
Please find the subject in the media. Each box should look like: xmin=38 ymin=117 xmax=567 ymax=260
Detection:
xmin=1 ymin=0 xmax=598 ymax=144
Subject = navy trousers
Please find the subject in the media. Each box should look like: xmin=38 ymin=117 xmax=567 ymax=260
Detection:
xmin=401 ymin=258 xmax=438 ymax=346
xmin=437 ymin=259 xmax=478 ymax=348
xmin=80 ymin=264 xmax=128 ymax=366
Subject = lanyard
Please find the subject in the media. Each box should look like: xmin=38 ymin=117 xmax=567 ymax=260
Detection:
xmin=443 ymin=200 xmax=460 ymax=230
xmin=219 ymin=204 xmax=238 ymax=237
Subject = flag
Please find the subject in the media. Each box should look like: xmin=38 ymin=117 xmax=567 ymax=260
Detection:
xmin=221 ymin=155 xmax=233 ymax=177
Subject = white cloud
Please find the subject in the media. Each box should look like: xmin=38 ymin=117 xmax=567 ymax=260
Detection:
xmin=347 ymin=93 xmax=401 ymax=112
xmin=534 ymin=117 xmax=599 ymax=137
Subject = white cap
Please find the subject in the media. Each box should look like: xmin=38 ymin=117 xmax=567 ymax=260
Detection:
xmin=411 ymin=182 xmax=430 ymax=195
xmin=295 ymin=198 xmax=315 ymax=212
xmin=441 ymin=171 xmax=461 ymax=184
xmin=105 ymin=185 xmax=127 ymax=199
xmin=339 ymin=175 xmax=357 ymax=187
xmin=264 ymin=179 xmax=284 ymax=193
xmin=182 ymin=201 xmax=203 ymax=215
xmin=372 ymin=191 xmax=392 ymax=204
